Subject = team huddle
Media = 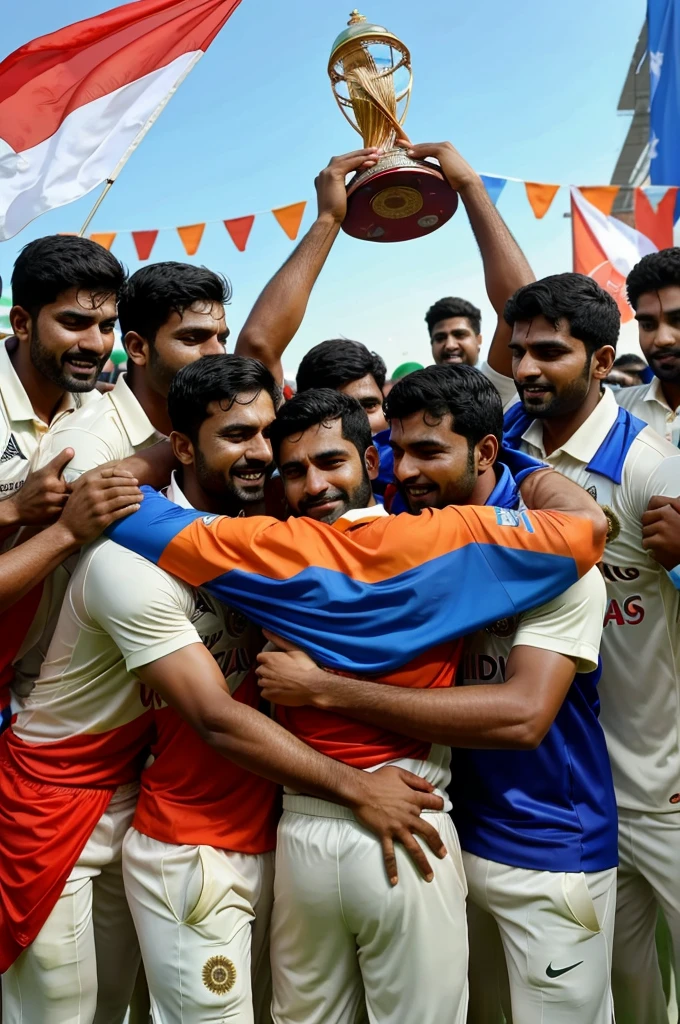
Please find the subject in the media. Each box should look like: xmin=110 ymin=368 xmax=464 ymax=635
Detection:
xmin=1 ymin=142 xmax=680 ymax=1024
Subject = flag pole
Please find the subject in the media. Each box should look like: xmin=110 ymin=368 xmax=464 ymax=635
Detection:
xmin=77 ymin=51 xmax=204 ymax=239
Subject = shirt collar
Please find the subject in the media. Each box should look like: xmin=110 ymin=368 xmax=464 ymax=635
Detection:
xmin=333 ymin=503 xmax=388 ymax=532
xmin=164 ymin=471 xmax=193 ymax=509
xmin=109 ymin=373 xmax=159 ymax=447
xmin=522 ymin=387 xmax=619 ymax=464
xmin=645 ymin=376 xmax=678 ymax=412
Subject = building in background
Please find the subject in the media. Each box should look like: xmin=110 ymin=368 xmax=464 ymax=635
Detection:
xmin=611 ymin=24 xmax=650 ymax=222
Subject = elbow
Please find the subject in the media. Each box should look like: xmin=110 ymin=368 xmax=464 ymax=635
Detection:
xmin=508 ymin=716 xmax=550 ymax=750
xmin=587 ymin=505 xmax=608 ymax=554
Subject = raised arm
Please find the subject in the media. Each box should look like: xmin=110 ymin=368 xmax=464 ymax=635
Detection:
xmin=401 ymin=141 xmax=534 ymax=379
xmin=234 ymin=149 xmax=381 ymax=380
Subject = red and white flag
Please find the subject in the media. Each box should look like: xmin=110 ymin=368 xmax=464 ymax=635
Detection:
xmin=571 ymin=186 xmax=658 ymax=323
xmin=0 ymin=0 xmax=242 ymax=240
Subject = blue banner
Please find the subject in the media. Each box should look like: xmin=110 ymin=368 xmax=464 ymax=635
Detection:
xmin=648 ymin=0 xmax=680 ymax=219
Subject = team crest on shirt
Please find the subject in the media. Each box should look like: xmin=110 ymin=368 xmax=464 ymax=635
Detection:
xmin=587 ymin=485 xmax=597 ymax=500
xmin=201 ymin=514 xmax=220 ymax=526
xmin=0 ymin=434 xmax=26 ymax=463
xmin=202 ymin=955 xmax=236 ymax=994
xmin=485 ymin=615 xmax=519 ymax=639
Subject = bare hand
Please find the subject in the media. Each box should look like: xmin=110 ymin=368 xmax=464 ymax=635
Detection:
xmin=642 ymin=495 xmax=680 ymax=571
xmin=315 ymin=149 xmax=382 ymax=224
xmin=396 ymin=139 xmax=478 ymax=193
xmin=352 ymin=765 xmax=446 ymax=886
xmin=58 ymin=465 xmax=143 ymax=547
xmin=4 ymin=448 xmax=74 ymax=527
xmin=257 ymin=630 xmax=328 ymax=706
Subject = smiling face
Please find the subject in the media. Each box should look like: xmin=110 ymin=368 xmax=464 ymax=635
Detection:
xmin=337 ymin=374 xmax=388 ymax=434
xmin=509 ymin=315 xmax=613 ymax=418
xmin=11 ymin=286 xmax=117 ymax=391
xmin=430 ymin=317 xmax=481 ymax=366
xmin=278 ymin=417 xmax=378 ymax=523
xmin=634 ymin=285 xmax=680 ymax=386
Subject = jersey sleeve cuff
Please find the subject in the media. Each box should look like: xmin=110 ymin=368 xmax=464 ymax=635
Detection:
xmin=512 ymin=631 xmax=600 ymax=674
xmin=125 ymin=632 xmax=202 ymax=673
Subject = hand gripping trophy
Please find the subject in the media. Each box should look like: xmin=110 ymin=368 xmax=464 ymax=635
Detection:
xmin=328 ymin=10 xmax=458 ymax=241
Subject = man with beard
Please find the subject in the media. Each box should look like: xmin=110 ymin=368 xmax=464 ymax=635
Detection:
xmin=483 ymin=272 xmax=680 ymax=1024
xmin=425 ymin=296 xmax=483 ymax=367
xmin=257 ymin=367 xmax=614 ymax=1023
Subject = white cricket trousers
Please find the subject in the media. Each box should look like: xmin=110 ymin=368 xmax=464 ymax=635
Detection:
xmin=2 ymin=783 xmax=140 ymax=1024
xmin=270 ymin=796 xmax=469 ymax=1024
xmin=122 ymin=829 xmax=274 ymax=1024
xmin=463 ymin=852 xmax=617 ymax=1024
xmin=612 ymin=807 xmax=680 ymax=1024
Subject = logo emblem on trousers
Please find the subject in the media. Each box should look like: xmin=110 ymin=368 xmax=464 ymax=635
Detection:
xmin=202 ymin=955 xmax=237 ymax=994
xmin=546 ymin=960 xmax=583 ymax=979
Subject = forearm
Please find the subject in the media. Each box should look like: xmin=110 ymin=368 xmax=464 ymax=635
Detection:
xmin=307 ymin=672 xmax=543 ymax=749
xmin=0 ymin=521 xmax=79 ymax=612
xmin=520 ymin=467 xmax=607 ymax=543
xmin=119 ymin=441 xmax=175 ymax=490
xmin=235 ymin=214 xmax=341 ymax=373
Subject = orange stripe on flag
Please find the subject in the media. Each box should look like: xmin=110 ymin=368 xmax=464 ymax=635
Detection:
xmin=224 ymin=215 xmax=254 ymax=252
xmin=132 ymin=230 xmax=159 ymax=261
xmin=571 ymin=192 xmax=632 ymax=323
xmin=177 ymin=223 xmax=205 ymax=256
xmin=272 ymin=202 xmax=306 ymax=240
xmin=525 ymin=182 xmax=560 ymax=219
xmin=578 ymin=186 xmax=620 ymax=216
xmin=90 ymin=232 xmax=116 ymax=250
xmin=634 ymin=187 xmax=678 ymax=250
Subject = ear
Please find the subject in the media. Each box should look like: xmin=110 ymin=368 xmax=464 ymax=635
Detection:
xmin=10 ymin=306 xmax=32 ymax=344
xmin=476 ymin=433 xmax=498 ymax=473
xmin=124 ymin=330 xmax=150 ymax=368
xmin=170 ymin=431 xmax=195 ymax=466
xmin=364 ymin=443 xmax=380 ymax=482
xmin=475 ymin=334 xmax=483 ymax=350
xmin=591 ymin=345 xmax=616 ymax=381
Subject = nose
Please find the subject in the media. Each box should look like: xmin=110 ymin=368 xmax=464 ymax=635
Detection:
xmin=514 ymin=351 xmax=542 ymax=381
xmin=655 ymin=320 xmax=677 ymax=347
xmin=201 ymin=336 xmax=227 ymax=357
xmin=246 ymin=432 xmax=272 ymax=464
xmin=393 ymin=451 xmax=418 ymax=482
xmin=443 ymin=335 xmax=459 ymax=349
xmin=78 ymin=325 xmax=109 ymax=356
xmin=304 ymin=466 xmax=328 ymax=497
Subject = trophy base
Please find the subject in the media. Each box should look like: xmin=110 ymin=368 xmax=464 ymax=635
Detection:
xmin=343 ymin=150 xmax=458 ymax=242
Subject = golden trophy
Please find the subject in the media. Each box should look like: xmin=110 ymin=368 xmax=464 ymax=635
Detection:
xmin=328 ymin=10 xmax=458 ymax=241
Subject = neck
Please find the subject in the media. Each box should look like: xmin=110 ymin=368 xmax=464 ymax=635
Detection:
xmin=467 ymin=465 xmax=498 ymax=506
xmin=660 ymin=378 xmax=680 ymax=412
xmin=178 ymin=469 xmax=266 ymax=518
xmin=127 ymin=369 xmax=173 ymax=436
xmin=540 ymin=383 xmax=602 ymax=457
xmin=8 ymin=338 xmax=66 ymax=424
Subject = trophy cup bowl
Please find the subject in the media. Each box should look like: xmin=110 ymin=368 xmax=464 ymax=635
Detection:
xmin=329 ymin=11 xmax=458 ymax=243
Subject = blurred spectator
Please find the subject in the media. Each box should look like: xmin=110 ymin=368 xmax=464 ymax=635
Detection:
xmin=383 ymin=361 xmax=424 ymax=398
xmin=607 ymin=353 xmax=650 ymax=388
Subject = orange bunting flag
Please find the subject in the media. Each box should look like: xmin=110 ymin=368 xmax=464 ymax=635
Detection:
xmin=132 ymin=230 xmax=159 ymax=261
xmin=577 ymin=186 xmax=620 ymax=217
xmin=89 ymin=232 xmax=116 ymax=250
xmin=177 ymin=223 xmax=205 ymax=256
xmin=272 ymin=202 xmax=306 ymax=241
xmin=634 ymin=187 xmax=678 ymax=250
xmin=224 ymin=215 xmax=255 ymax=252
xmin=525 ymin=182 xmax=560 ymax=219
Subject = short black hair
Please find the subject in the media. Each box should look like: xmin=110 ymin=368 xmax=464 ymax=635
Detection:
xmin=11 ymin=235 xmax=126 ymax=318
xmin=118 ymin=262 xmax=232 ymax=342
xmin=386 ymin=364 xmax=503 ymax=446
xmin=425 ymin=297 xmax=481 ymax=337
xmin=296 ymin=339 xmax=386 ymax=393
xmin=504 ymin=273 xmax=620 ymax=354
xmin=168 ymin=354 xmax=280 ymax=441
xmin=269 ymin=388 xmax=373 ymax=464
xmin=613 ymin=353 xmax=647 ymax=370
xmin=626 ymin=248 xmax=680 ymax=310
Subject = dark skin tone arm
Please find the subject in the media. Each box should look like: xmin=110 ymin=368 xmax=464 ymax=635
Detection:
xmin=136 ymin=642 xmax=448 ymax=886
xmin=256 ymin=635 xmax=577 ymax=750
xmin=642 ymin=495 xmax=680 ymax=570
xmin=234 ymin=149 xmax=381 ymax=381
xmin=399 ymin=141 xmax=534 ymax=376
xmin=519 ymin=465 xmax=608 ymax=545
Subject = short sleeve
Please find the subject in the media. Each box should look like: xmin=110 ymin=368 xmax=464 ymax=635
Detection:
xmin=511 ymin=567 xmax=606 ymax=673
xmin=479 ymin=362 xmax=519 ymax=412
xmin=37 ymin=425 xmax=120 ymax=481
xmin=642 ymin=451 xmax=680 ymax=507
xmin=79 ymin=539 xmax=201 ymax=672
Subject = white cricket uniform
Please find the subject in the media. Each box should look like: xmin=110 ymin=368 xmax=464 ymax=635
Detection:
xmin=616 ymin=377 xmax=680 ymax=447
xmin=121 ymin=477 xmax=277 ymax=1024
xmin=455 ymin=567 xmax=617 ymax=1024
xmin=492 ymin=376 xmax=680 ymax=1024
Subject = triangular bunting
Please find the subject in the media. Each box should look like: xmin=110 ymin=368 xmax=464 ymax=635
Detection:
xmin=479 ymin=175 xmax=507 ymax=206
xmin=272 ymin=202 xmax=306 ymax=240
xmin=90 ymin=232 xmax=116 ymax=250
xmin=224 ymin=215 xmax=255 ymax=252
xmin=132 ymin=230 xmax=159 ymax=261
xmin=525 ymin=182 xmax=560 ymax=219
xmin=635 ymin=186 xmax=678 ymax=249
xmin=578 ymin=186 xmax=619 ymax=216
xmin=177 ymin=223 xmax=205 ymax=256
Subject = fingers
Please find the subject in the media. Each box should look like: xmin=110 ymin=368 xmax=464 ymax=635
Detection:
xmin=46 ymin=448 xmax=75 ymax=477
xmin=646 ymin=495 xmax=680 ymax=513
xmin=412 ymin=791 xmax=445 ymax=812
xmin=396 ymin=830 xmax=434 ymax=882
xmin=261 ymin=628 xmax=294 ymax=650
xmin=641 ymin=508 xmax=669 ymax=527
xmin=409 ymin=817 xmax=448 ymax=860
xmin=95 ymin=464 xmax=136 ymax=481
xmin=104 ymin=503 xmax=141 ymax=524
xmin=394 ymin=768 xmax=434 ymax=792
xmin=380 ymin=836 xmax=399 ymax=886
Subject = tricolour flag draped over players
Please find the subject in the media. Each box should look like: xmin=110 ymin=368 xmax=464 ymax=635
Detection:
xmin=0 ymin=0 xmax=242 ymax=240
xmin=571 ymin=186 xmax=658 ymax=323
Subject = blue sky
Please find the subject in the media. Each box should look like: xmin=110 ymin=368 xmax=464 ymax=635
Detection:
xmin=1 ymin=0 xmax=645 ymax=373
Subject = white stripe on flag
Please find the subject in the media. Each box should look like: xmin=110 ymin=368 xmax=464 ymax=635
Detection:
xmin=570 ymin=187 xmax=657 ymax=276
xmin=0 ymin=50 xmax=199 ymax=240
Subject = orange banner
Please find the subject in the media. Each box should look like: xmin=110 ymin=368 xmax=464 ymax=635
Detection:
xmin=132 ymin=230 xmax=159 ymax=261
xmin=525 ymin=182 xmax=560 ymax=219
xmin=224 ymin=215 xmax=255 ymax=252
xmin=177 ymin=223 xmax=206 ymax=256
xmin=578 ymin=186 xmax=620 ymax=217
xmin=89 ymin=232 xmax=116 ymax=250
xmin=272 ymin=202 xmax=306 ymax=241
